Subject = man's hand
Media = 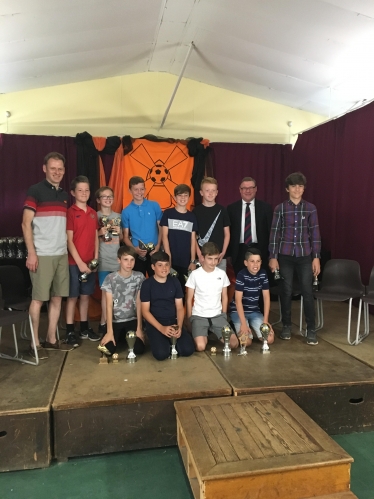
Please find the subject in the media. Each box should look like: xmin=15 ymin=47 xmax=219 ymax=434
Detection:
xmin=78 ymin=262 xmax=91 ymax=274
xmin=218 ymin=252 xmax=224 ymax=264
xmin=149 ymin=244 xmax=160 ymax=256
xmin=136 ymin=328 xmax=145 ymax=342
xmin=135 ymin=246 xmax=148 ymax=258
xmin=239 ymin=323 xmax=251 ymax=335
xmin=312 ymin=258 xmax=320 ymax=277
xmin=26 ymin=252 xmax=38 ymax=272
xmin=187 ymin=262 xmax=196 ymax=272
xmin=160 ymin=325 xmax=178 ymax=337
xmin=269 ymin=258 xmax=279 ymax=272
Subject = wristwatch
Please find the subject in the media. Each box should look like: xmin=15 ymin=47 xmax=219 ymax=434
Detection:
xmin=190 ymin=259 xmax=198 ymax=264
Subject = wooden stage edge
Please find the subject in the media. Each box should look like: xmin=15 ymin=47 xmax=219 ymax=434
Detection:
xmin=2 ymin=331 xmax=374 ymax=471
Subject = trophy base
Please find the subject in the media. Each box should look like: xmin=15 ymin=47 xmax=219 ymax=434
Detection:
xmin=126 ymin=356 xmax=137 ymax=363
xmin=99 ymin=355 xmax=109 ymax=365
xmin=170 ymin=353 xmax=178 ymax=360
xmin=223 ymin=351 xmax=232 ymax=357
xmin=261 ymin=349 xmax=270 ymax=354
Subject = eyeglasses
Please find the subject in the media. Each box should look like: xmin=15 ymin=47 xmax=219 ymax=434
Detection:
xmin=240 ymin=186 xmax=256 ymax=191
xmin=100 ymin=196 xmax=114 ymax=200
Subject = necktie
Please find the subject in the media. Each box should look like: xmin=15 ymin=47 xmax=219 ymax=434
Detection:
xmin=244 ymin=203 xmax=252 ymax=245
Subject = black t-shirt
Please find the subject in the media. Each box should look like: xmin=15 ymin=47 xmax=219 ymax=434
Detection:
xmin=160 ymin=208 xmax=198 ymax=267
xmin=193 ymin=203 xmax=230 ymax=253
xmin=140 ymin=275 xmax=183 ymax=320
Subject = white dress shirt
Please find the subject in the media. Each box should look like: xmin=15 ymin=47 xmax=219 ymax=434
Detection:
xmin=240 ymin=199 xmax=258 ymax=244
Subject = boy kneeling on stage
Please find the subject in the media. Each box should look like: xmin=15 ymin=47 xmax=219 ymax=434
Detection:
xmin=98 ymin=246 xmax=145 ymax=356
xmin=185 ymin=242 xmax=238 ymax=351
xmin=140 ymin=251 xmax=195 ymax=361
xmin=230 ymin=247 xmax=274 ymax=347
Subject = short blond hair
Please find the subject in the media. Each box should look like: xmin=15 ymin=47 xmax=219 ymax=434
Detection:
xmin=200 ymin=177 xmax=218 ymax=189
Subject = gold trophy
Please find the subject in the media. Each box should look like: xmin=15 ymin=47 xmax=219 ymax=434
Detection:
xmin=79 ymin=258 xmax=99 ymax=282
xmin=260 ymin=323 xmax=271 ymax=354
xmin=112 ymin=352 xmax=119 ymax=364
xmin=138 ymin=239 xmax=155 ymax=261
xmin=238 ymin=332 xmax=249 ymax=356
xmin=126 ymin=331 xmax=137 ymax=363
xmin=170 ymin=325 xmax=179 ymax=360
xmin=111 ymin=217 xmax=121 ymax=236
xmin=210 ymin=346 xmax=217 ymax=356
xmin=222 ymin=325 xmax=232 ymax=357
xmin=100 ymin=215 xmax=112 ymax=242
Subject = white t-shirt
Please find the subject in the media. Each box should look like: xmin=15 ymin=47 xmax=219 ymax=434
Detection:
xmin=185 ymin=266 xmax=230 ymax=317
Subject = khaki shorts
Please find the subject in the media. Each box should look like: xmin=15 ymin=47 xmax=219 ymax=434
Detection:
xmin=30 ymin=254 xmax=69 ymax=302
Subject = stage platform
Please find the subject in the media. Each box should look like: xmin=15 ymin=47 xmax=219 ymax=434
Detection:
xmin=0 ymin=339 xmax=66 ymax=472
xmin=52 ymin=343 xmax=232 ymax=460
xmin=209 ymin=334 xmax=374 ymax=434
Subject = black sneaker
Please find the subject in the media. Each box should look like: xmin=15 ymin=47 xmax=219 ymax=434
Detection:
xmin=307 ymin=330 xmax=318 ymax=345
xmin=81 ymin=327 xmax=101 ymax=342
xmin=98 ymin=323 xmax=107 ymax=338
xmin=279 ymin=325 xmax=291 ymax=340
xmin=65 ymin=332 xmax=79 ymax=348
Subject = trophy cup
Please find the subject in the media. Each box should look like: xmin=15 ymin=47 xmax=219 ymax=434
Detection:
xmin=313 ymin=275 xmax=319 ymax=291
xmin=79 ymin=258 xmax=99 ymax=282
xmin=111 ymin=217 xmax=121 ymax=236
xmin=16 ymin=237 xmax=26 ymax=259
xmin=126 ymin=331 xmax=137 ymax=363
xmin=274 ymin=269 xmax=283 ymax=281
xmin=260 ymin=323 xmax=271 ymax=354
xmin=138 ymin=239 xmax=155 ymax=261
xmin=170 ymin=325 xmax=178 ymax=360
xmin=238 ymin=333 xmax=249 ymax=356
xmin=100 ymin=216 xmax=112 ymax=242
xmin=112 ymin=352 xmax=119 ymax=364
xmin=222 ymin=325 xmax=232 ymax=357
xmin=210 ymin=346 xmax=217 ymax=356
xmin=6 ymin=237 xmax=16 ymax=258
xmin=170 ymin=268 xmax=179 ymax=278
xmin=0 ymin=238 xmax=5 ymax=259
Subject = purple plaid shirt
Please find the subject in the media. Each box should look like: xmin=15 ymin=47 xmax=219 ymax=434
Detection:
xmin=269 ymin=199 xmax=321 ymax=259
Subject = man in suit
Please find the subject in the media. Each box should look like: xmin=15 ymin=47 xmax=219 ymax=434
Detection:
xmin=227 ymin=177 xmax=273 ymax=276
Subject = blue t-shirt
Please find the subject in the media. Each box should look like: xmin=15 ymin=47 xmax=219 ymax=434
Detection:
xmin=121 ymin=199 xmax=162 ymax=247
xmin=140 ymin=275 xmax=183 ymax=320
xmin=160 ymin=208 xmax=198 ymax=268
xmin=229 ymin=268 xmax=269 ymax=314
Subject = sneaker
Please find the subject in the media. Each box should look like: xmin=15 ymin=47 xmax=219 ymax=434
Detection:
xmin=98 ymin=323 xmax=107 ymax=338
xmin=97 ymin=344 xmax=112 ymax=356
xmin=279 ymin=326 xmax=291 ymax=340
xmin=29 ymin=345 xmax=48 ymax=360
xmin=43 ymin=340 xmax=75 ymax=352
xmin=307 ymin=330 xmax=318 ymax=345
xmin=65 ymin=332 xmax=79 ymax=348
xmin=81 ymin=327 xmax=101 ymax=342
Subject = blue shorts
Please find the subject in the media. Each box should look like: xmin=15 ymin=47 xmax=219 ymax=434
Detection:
xmin=69 ymin=265 xmax=96 ymax=298
xmin=230 ymin=310 xmax=264 ymax=339
xmin=98 ymin=271 xmax=111 ymax=287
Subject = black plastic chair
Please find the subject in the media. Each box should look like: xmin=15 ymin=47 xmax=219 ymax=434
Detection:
xmin=360 ymin=266 xmax=374 ymax=341
xmin=0 ymin=284 xmax=39 ymax=365
xmin=0 ymin=265 xmax=31 ymax=338
xmin=314 ymin=259 xmax=365 ymax=345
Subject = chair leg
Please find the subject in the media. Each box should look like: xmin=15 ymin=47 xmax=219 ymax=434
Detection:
xmin=315 ymin=299 xmax=324 ymax=331
xmin=355 ymin=299 xmax=369 ymax=345
xmin=271 ymin=296 xmax=282 ymax=326
xmin=347 ymin=298 xmax=357 ymax=346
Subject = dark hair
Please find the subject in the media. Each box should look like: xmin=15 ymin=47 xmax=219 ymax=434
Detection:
xmin=245 ymin=247 xmax=262 ymax=260
xmin=201 ymin=241 xmax=220 ymax=257
xmin=71 ymin=175 xmax=90 ymax=191
xmin=43 ymin=152 xmax=65 ymax=166
xmin=129 ymin=176 xmax=145 ymax=189
xmin=95 ymin=186 xmax=114 ymax=200
xmin=285 ymin=172 xmax=306 ymax=188
xmin=151 ymin=251 xmax=170 ymax=265
xmin=240 ymin=176 xmax=257 ymax=187
xmin=174 ymin=184 xmax=191 ymax=196
xmin=117 ymin=245 xmax=137 ymax=259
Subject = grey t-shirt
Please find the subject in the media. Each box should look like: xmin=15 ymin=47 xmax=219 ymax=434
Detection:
xmin=97 ymin=210 xmax=121 ymax=272
xmin=101 ymin=271 xmax=145 ymax=323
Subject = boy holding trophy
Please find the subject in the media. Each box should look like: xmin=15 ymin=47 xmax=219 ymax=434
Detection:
xmin=65 ymin=176 xmax=100 ymax=346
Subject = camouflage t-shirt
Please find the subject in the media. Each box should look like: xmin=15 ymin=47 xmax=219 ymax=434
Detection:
xmin=101 ymin=271 xmax=145 ymax=323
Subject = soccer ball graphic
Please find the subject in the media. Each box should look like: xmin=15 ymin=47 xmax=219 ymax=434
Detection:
xmin=146 ymin=161 xmax=171 ymax=185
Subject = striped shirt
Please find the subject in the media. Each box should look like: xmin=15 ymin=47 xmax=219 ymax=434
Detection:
xmin=229 ymin=269 xmax=269 ymax=314
xmin=269 ymin=199 xmax=321 ymax=259
xmin=23 ymin=179 xmax=68 ymax=256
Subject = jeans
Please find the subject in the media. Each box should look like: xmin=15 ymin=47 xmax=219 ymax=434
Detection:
xmin=278 ymin=254 xmax=315 ymax=331
xmin=230 ymin=310 xmax=264 ymax=339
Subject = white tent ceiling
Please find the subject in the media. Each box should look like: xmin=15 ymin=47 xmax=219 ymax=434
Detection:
xmin=1 ymin=0 xmax=374 ymax=118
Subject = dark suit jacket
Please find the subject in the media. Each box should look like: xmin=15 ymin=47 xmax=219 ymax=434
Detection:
xmin=227 ymin=198 xmax=273 ymax=264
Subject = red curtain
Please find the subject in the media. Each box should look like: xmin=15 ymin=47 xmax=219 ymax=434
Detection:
xmin=289 ymin=101 xmax=374 ymax=282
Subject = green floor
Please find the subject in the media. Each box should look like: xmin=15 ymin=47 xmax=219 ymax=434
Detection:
xmin=1 ymin=433 xmax=374 ymax=499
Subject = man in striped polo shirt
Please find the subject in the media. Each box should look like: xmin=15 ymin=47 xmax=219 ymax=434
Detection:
xmin=22 ymin=152 xmax=72 ymax=359
xmin=269 ymin=172 xmax=321 ymax=346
